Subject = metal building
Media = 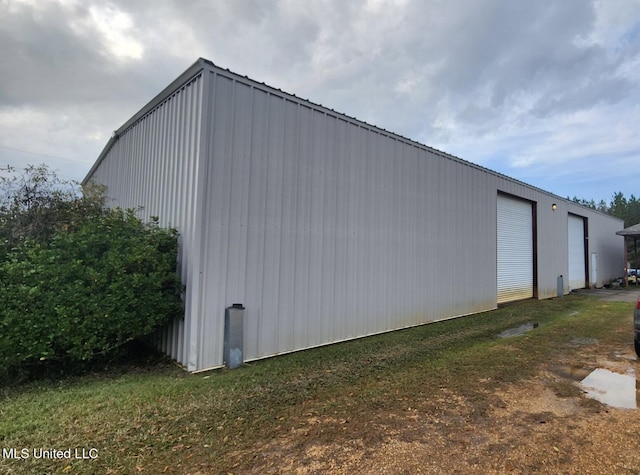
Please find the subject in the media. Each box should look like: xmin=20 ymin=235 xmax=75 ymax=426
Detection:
xmin=83 ymin=58 xmax=624 ymax=372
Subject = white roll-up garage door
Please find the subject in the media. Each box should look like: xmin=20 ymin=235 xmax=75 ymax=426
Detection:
xmin=497 ymin=195 xmax=534 ymax=303
xmin=568 ymin=214 xmax=586 ymax=290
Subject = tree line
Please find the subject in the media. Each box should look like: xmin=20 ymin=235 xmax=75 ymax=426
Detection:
xmin=570 ymin=192 xmax=640 ymax=228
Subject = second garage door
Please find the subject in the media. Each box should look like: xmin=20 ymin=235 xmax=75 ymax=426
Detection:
xmin=568 ymin=214 xmax=587 ymax=291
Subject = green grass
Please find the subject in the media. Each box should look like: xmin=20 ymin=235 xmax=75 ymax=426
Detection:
xmin=0 ymin=295 xmax=633 ymax=474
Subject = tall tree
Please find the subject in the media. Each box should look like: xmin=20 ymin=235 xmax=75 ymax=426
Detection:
xmin=628 ymin=195 xmax=640 ymax=228
xmin=609 ymin=192 xmax=628 ymax=224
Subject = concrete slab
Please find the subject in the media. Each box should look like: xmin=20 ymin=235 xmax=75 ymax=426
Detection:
xmin=575 ymin=288 xmax=640 ymax=302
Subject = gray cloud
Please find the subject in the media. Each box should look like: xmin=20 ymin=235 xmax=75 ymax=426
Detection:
xmin=0 ymin=0 xmax=639 ymax=200
xmin=0 ymin=1 xmax=100 ymax=105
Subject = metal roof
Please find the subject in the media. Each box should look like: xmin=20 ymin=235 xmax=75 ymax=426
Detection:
xmin=81 ymin=58 xmax=621 ymax=220
xmin=616 ymin=223 xmax=640 ymax=237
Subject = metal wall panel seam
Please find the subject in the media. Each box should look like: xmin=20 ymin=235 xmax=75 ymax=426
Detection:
xmin=204 ymin=72 xmax=232 ymax=368
xmin=361 ymin=125 xmax=370 ymax=331
xmin=245 ymin=84 xmax=259 ymax=358
xmin=266 ymin=92 xmax=284 ymax=357
xmin=225 ymin=78 xmax=239 ymax=308
xmin=311 ymin=109 xmax=326 ymax=347
xmin=206 ymin=73 xmax=232 ymax=367
xmin=180 ymin=77 xmax=201 ymax=365
xmin=325 ymin=115 xmax=339 ymax=343
xmin=293 ymin=104 xmax=307 ymax=349
xmin=246 ymin=88 xmax=263 ymax=357
xmin=231 ymin=82 xmax=252 ymax=305
xmin=163 ymin=97 xmax=178 ymax=359
xmin=350 ymin=123 xmax=360 ymax=335
xmin=309 ymin=110 xmax=320 ymax=346
xmin=356 ymin=124 xmax=367 ymax=335
xmin=162 ymin=94 xmax=174 ymax=353
xmin=328 ymin=114 xmax=340 ymax=342
xmin=156 ymin=97 xmax=166 ymax=222
xmin=412 ymin=147 xmax=422 ymax=322
xmin=184 ymin=71 xmax=211 ymax=370
xmin=172 ymin=89 xmax=181 ymax=225
xmin=290 ymin=101 xmax=302 ymax=351
xmin=307 ymin=108 xmax=319 ymax=347
xmin=182 ymin=83 xmax=193 ymax=227
xmin=254 ymin=87 xmax=272 ymax=358
xmin=142 ymin=107 xmax=152 ymax=219
xmin=151 ymin=98 xmax=161 ymax=221
xmin=332 ymin=116 xmax=344 ymax=339
xmin=280 ymin=99 xmax=300 ymax=353
xmin=346 ymin=124 xmax=356 ymax=337
xmin=291 ymin=99 xmax=303 ymax=350
xmin=176 ymin=75 xmax=199 ymax=368
xmin=172 ymin=87 xmax=183 ymax=227
xmin=274 ymin=99 xmax=288 ymax=354
xmin=378 ymin=133 xmax=388 ymax=329
xmin=201 ymin=70 xmax=225 ymax=368
xmin=335 ymin=118 xmax=349 ymax=340
xmin=276 ymin=97 xmax=289 ymax=355
xmin=302 ymin=108 xmax=314 ymax=348
xmin=160 ymin=98 xmax=171 ymax=224
xmin=147 ymin=109 xmax=157 ymax=224
xmin=359 ymin=127 xmax=369 ymax=337
xmin=174 ymin=93 xmax=183 ymax=228
xmin=317 ymin=110 xmax=328 ymax=346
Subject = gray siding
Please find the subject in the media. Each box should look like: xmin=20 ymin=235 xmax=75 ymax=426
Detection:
xmin=571 ymin=203 xmax=624 ymax=288
xmin=85 ymin=59 xmax=625 ymax=372
xmin=87 ymin=72 xmax=207 ymax=369
xmin=196 ymin=70 xmax=499 ymax=368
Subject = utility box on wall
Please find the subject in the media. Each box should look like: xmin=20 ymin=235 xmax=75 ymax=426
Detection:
xmin=557 ymin=275 xmax=564 ymax=298
xmin=224 ymin=304 xmax=245 ymax=369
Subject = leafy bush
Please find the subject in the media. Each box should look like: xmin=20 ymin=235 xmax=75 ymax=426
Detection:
xmin=0 ymin=166 xmax=182 ymax=380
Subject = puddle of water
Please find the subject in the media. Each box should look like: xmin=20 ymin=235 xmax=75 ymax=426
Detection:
xmin=550 ymin=364 xmax=592 ymax=381
xmin=580 ymin=368 xmax=637 ymax=409
xmin=498 ymin=322 xmax=538 ymax=338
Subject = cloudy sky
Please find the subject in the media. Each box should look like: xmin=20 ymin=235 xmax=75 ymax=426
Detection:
xmin=1 ymin=0 xmax=639 ymax=203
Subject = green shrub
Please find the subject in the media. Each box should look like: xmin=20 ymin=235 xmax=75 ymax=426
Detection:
xmin=0 ymin=166 xmax=182 ymax=380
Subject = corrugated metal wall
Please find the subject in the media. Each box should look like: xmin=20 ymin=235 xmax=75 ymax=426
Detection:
xmin=571 ymin=203 xmax=624 ymax=288
xmin=87 ymin=73 xmax=206 ymax=369
xmin=85 ymin=59 xmax=625 ymax=372
xmin=196 ymin=70 xmax=499 ymax=368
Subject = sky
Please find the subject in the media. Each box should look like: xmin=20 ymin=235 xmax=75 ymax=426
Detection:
xmin=1 ymin=0 xmax=639 ymax=204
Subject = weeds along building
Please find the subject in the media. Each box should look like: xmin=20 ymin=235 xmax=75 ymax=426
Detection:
xmin=83 ymin=58 xmax=624 ymax=372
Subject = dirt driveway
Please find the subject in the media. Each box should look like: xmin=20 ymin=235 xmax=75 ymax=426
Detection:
xmin=238 ymin=292 xmax=640 ymax=474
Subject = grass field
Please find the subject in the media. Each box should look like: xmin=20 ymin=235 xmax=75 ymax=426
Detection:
xmin=0 ymin=294 xmax=634 ymax=474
